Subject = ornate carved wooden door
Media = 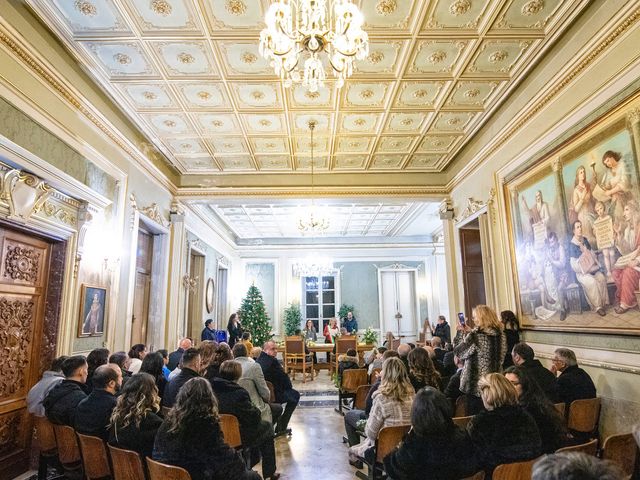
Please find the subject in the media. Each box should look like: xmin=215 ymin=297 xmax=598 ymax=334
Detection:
xmin=0 ymin=226 xmax=51 ymax=477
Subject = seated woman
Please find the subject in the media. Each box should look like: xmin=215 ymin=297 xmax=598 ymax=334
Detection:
xmin=468 ymin=373 xmax=542 ymax=477
xmin=348 ymin=357 xmax=414 ymax=468
xmin=366 ymin=347 xmax=386 ymax=375
xmin=109 ymin=373 xmax=163 ymax=459
xmin=140 ymin=352 xmax=168 ymax=399
xmin=408 ymin=347 xmax=442 ymax=392
xmin=152 ymin=377 xmax=260 ymax=480
xmin=383 ymin=387 xmax=480 ymax=480
xmin=204 ymin=343 xmax=233 ymax=380
xmin=504 ymin=366 xmax=568 ymax=453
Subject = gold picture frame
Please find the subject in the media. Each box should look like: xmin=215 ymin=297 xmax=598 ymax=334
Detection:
xmin=78 ymin=284 xmax=107 ymax=337
xmin=205 ymin=277 xmax=215 ymax=314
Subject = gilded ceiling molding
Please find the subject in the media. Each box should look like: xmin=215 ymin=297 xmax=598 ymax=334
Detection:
xmin=129 ymin=193 xmax=169 ymax=229
xmin=175 ymin=186 xmax=448 ymax=199
xmin=0 ymin=24 xmax=175 ymax=194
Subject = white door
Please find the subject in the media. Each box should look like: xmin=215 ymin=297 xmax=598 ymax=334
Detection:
xmin=380 ymin=270 xmax=417 ymax=337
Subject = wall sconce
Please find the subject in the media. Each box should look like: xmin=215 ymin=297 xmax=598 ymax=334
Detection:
xmin=183 ymin=275 xmax=199 ymax=292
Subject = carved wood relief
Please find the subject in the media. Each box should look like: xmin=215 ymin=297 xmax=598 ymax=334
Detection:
xmin=3 ymin=245 xmax=40 ymax=283
xmin=0 ymin=297 xmax=35 ymax=398
xmin=0 ymin=411 xmax=21 ymax=457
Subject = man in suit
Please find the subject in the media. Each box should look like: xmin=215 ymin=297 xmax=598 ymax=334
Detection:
xmin=201 ymin=319 xmax=217 ymax=342
xmin=512 ymin=342 xmax=559 ymax=402
xmin=551 ymin=348 xmax=596 ymax=406
xmin=163 ymin=348 xmax=201 ymax=407
xmin=167 ymin=337 xmax=192 ymax=371
xmin=75 ymin=364 xmax=122 ymax=439
xmin=256 ymin=341 xmax=299 ymax=436
xmin=43 ymin=356 xmax=89 ymax=426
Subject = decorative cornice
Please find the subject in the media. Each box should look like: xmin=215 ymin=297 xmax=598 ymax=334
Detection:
xmin=455 ymin=196 xmax=487 ymax=223
xmin=175 ymin=186 xmax=448 ymax=199
xmin=129 ymin=193 xmax=169 ymax=229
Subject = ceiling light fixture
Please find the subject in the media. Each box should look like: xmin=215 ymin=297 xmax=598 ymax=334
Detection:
xmin=297 ymin=121 xmax=329 ymax=235
xmin=259 ymin=0 xmax=369 ymax=92
xmin=292 ymin=256 xmax=334 ymax=277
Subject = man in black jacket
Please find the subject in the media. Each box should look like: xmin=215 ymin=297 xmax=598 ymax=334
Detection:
xmin=256 ymin=341 xmax=299 ymax=436
xmin=433 ymin=315 xmax=451 ymax=346
xmin=168 ymin=338 xmax=192 ymax=371
xmin=551 ymin=348 xmax=596 ymax=406
xmin=43 ymin=355 xmax=89 ymax=426
xmin=211 ymin=360 xmax=280 ymax=480
xmin=75 ymin=364 xmax=122 ymax=439
xmin=163 ymin=348 xmax=201 ymax=407
xmin=512 ymin=342 xmax=559 ymax=402
xmin=201 ymin=319 xmax=217 ymax=342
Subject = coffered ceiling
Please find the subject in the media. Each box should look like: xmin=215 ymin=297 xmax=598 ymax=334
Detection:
xmin=25 ymin=0 xmax=587 ymax=177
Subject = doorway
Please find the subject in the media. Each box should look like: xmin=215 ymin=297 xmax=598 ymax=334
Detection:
xmin=131 ymin=228 xmax=153 ymax=346
xmin=459 ymin=218 xmax=487 ymax=317
xmin=186 ymin=251 xmax=205 ymax=341
xmin=379 ymin=269 xmax=418 ymax=339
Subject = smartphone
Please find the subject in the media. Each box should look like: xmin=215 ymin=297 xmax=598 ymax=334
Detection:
xmin=458 ymin=312 xmax=466 ymax=326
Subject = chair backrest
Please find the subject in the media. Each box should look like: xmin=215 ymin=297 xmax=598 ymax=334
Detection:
xmin=354 ymin=384 xmax=372 ymax=410
xmin=336 ymin=336 xmax=357 ymax=355
xmin=376 ymin=424 xmax=411 ymax=463
xmin=452 ymin=416 xmax=473 ymax=429
xmin=462 ymin=472 xmax=485 ymax=480
xmin=492 ymin=457 xmax=540 ymax=480
xmin=146 ymin=457 xmax=192 ymax=480
xmin=553 ymin=402 xmax=566 ymax=417
xmin=601 ymin=432 xmax=637 ymax=479
xmin=108 ymin=444 xmax=146 ymax=480
xmin=219 ymin=414 xmax=242 ymax=449
xmin=34 ymin=415 xmax=58 ymax=453
xmin=555 ymin=438 xmax=598 ymax=456
xmin=266 ymin=380 xmax=276 ymax=402
xmin=567 ymin=397 xmax=601 ymax=433
xmin=53 ymin=424 xmax=81 ymax=465
xmin=285 ymin=336 xmax=305 ymax=355
xmin=454 ymin=395 xmax=467 ymax=417
xmin=77 ymin=433 xmax=112 ymax=479
xmin=341 ymin=369 xmax=368 ymax=392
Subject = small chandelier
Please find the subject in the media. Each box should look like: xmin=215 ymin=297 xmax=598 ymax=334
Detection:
xmin=293 ymin=256 xmax=334 ymax=277
xmin=297 ymin=121 xmax=329 ymax=235
xmin=259 ymin=0 xmax=369 ymax=92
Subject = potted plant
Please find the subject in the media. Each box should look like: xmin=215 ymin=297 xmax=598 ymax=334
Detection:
xmin=283 ymin=303 xmax=302 ymax=336
xmin=362 ymin=327 xmax=377 ymax=345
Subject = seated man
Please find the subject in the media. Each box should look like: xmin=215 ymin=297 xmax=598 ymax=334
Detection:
xmin=43 ymin=355 xmax=89 ymax=426
xmin=256 ymin=341 xmax=300 ymax=436
xmin=27 ymin=355 xmax=67 ymax=417
xmin=431 ymin=336 xmax=446 ymax=363
xmin=512 ymin=342 xmax=559 ymax=402
xmin=162 ymin=347 xmax=201 ymax=408
xmin=532 ymin=452 xmax=623 ymax=480
xmin=551 ymin=348 xmax=596 ymax=406
xmin=75 ymin=364 xmax=122 ymax=439
xmin=168 ymin=337 xmax=192 ymax=371
xmin=444 ymin=355 xmax=464 ymax=402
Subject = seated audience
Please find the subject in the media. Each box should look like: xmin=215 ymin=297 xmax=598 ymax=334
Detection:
xmin=366 ymin=347 xmax=386 ymax=375
xmin=551 ymin=348 xmax=596 ymax=406
xmin=532 ymin=452 xmax=624 ymax=480
xmin=423 ymin=345 xmax=446 ymax=377
xmin=397 ymin=343 xmax=411 ymax=369
xmin=511 ymin=342 xmax=559 ymax=402
xmin=199 ymin=340 xmax=218 ymax=375
xmin=162 ymin=348 xmax=201 ymax=408
xmin=86 ymin=348 xmax=109 ymax=393
xmin=153 ymin=377 xmax=260 ymax=480
xmin=157 ymin=349 xmax=171 ymax=380
xmin=109 ymin=373 xmax=163 ymax=459
xmin=444 ymin=355 xmax=464 ymax=402
xmin=75 ymin=364 xmax=122 ymax=439
xmin=201 ymin=319 xmax=217 ymax=342
xmin=500 ymin=310 xmax=521 ymax=369
xmin=408 ymin=346 xmax=441 ymax=391
xmin=43 ymin=355 xmax=89 ymax=426
xmin=240 ymin=331 xmax=254 ymax=352
xmin=442 ymin=349 xmax=457 ymax=377
xmin=504 ymin=366 xmax=568 ymax=453
xmin=431 ymin=336 xmax=446 ymax=363
xmin=383 ymin=387 xmax=479 ymax=480
xmin=141 ymin=351 xmax=168 ymax=399
xmin=109 ymin=351 xmax=132 ymax=384
xmin=210 ymin=360 xmax=280 ymax=480
xmin=349 ymin=357 xmax=415 ymax=468
xmin=168 ymin=338 xmax=192 ymax=371
xmin=467 ymin=373 xmax=541 ymax=476
xmin=128 ymin=344 xmax=147 ymax=374
xmin=257 ymin=341 xmax=300 ymax=436
xmin=233 ymin=343 xmax=281 ymax=426
xmin=27 ymin=355 xmax=67 ymax=417
xmin=205 ymin=343 xmax=233 ymax=380
xmin=250 ymin=346 xmax=262 ymax=360
xmin=337 ymin=348 xmax=360 ymax=383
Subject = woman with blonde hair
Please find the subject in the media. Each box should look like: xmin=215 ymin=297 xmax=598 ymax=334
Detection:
xmin=348 ymin=357 xmax=414 ymax=468
xmin=468 ymin=373 xmax=541 ymax=477
xmin=453 ymin=305 xmax=506 ymax=414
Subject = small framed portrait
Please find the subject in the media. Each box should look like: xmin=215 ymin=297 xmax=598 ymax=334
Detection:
xmin=205 ymin=277 xmax=215 ymax=314
xmin=78 ymin=284 xmax=107 ymax=337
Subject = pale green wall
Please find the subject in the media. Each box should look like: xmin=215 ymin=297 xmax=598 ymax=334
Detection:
xmin=244 ymin=263 xmax=276 ymax=326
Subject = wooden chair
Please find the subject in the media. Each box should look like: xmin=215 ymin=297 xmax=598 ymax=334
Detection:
xmin=369 ymin=368 xmax=381 ymax=384
xmin=556 ymin=438 xmax=599 ymax=456
xmin=601 ymin=432 xmax=637 ymax=480
xmin=108 ymin=444 xmax=146 ymax=480
xmin=553 ymin=402 xmax=566 ymax=417
xmin=454 ymin=395 xmax=467 ymax=418
xmin=53 ymin=424 xmax=83 ymax=479
xmin=335 ymin=336 xmax=357 ymax=372
xmin=354 ymin=384 xmax=372 ymax=411
xmin=567 ymin=397 xmax=601 ymax=440
xmin=462 ymin=472 xmax=485 ymax=480
xmin=76 ymin=433 xmax=112 ymax=479
xmin=34 ymin=416 xmax=63 ymax=480
xmin=453 ymin=415 xmax=473 ymax=429
xmin=219 ymin=414 xmax=242 ymax=449
xmin=285 ymin=336 xmax=314 ymax=382
xmin=146 ymin=458 xmax=191 ymax=480
xmin=266 ymin=380 xmax=276 ymax=403
xmin=336 ymin=368 xmax=368 ymax=414
xmin=492 ymin=457 xmax=540 ymax=480
xmin=356 ymin=424 xmax=410 ymax=480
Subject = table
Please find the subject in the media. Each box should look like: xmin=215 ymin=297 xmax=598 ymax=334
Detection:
xmin=305 ymin=342 xmax=375 ymax=372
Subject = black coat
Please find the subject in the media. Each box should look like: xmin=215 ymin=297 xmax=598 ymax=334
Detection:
xmin=384 ymin=427 xmax=479 ymax=480
xmin=468 ymin=405 xmax=542 ymax=475
xmin=201 ymin=327 xmax=217 ymax=342
xmin=74 ymin=389 xmax=117 ymax=439
xmin=152 ymin=417 xmax=258 ymax=480
xmin=167 ymin=348 xmax=184 ymax=371
xmin=162 ymin=368 xmax=200 ymax=408
xmin=228 ymin=324 xmax=242 ymax=348
xmin=109 ymin=411 xmax=163 ymax=459
xmin=433 ymin=322 xmax=451 ymax=346
xmin=256 ymin=352 xmax=293 ymax=403
xmin=502 ymin=330 xmax=520 ymax=368
xmin=520 ymin=359 xmax=560 ymax=402
xmin=43 ymin=380 xmax=89 ymax=426
xmin=522 ymin=402 xmax=567 ymax=454
xmin=556 ymin=365 xmax=596 ymax=407
xmin=444 ymin=369 xmax=463 ymax=401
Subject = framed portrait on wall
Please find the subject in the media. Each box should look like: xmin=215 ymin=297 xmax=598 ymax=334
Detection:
xmin=205 ymin=277 xmax=215 ymax=314
xmin=78 ymin=285 xmax=107 ymax=337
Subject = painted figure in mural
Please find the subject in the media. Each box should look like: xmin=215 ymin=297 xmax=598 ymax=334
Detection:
xmin=594 ymin=201 xmax=617 ymax=281
xmin=83 ymin=293 xmax=102 ymax=335
xmin=568 ymin=221 xmax=608 ymax=316
xmin=540 ymin=232 xmax=568 ymax=321
xmin=570 ymin=166 xmax=595 ymax=245
xmin=612 ymin=200 xmax=640 ymax=314
xmin=598 ymin=150 xmax=631 ymax=219
xmin=521 ymin=190 xmax=551 ymax=227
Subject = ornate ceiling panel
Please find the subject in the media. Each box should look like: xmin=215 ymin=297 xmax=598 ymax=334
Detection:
xmin=26 ymin=0 xmax=587 ymax=175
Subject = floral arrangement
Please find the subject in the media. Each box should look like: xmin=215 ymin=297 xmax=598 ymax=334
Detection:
xmin=362 ymin=327 xmax=377 ymax=345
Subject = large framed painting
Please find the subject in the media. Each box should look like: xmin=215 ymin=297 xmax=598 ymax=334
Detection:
xmin=505 ymin=114 xmax=640 ymax=334
xmin=78 ymin=284 xmax=107 ymax=337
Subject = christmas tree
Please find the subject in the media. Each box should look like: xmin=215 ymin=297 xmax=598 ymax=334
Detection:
xmin=283 ymin=303 xmax=303 ymax=336
xmin=238 ymin=284 xmax=273 ymax=347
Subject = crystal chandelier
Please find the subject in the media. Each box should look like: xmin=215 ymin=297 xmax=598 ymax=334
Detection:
xmin=297 ymin=121 xmax=330 ymax=235
xmin=293 ymin=256 xmax=334 ymax=277
xmin=259 ymin=0 xmax=369 ymax=92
